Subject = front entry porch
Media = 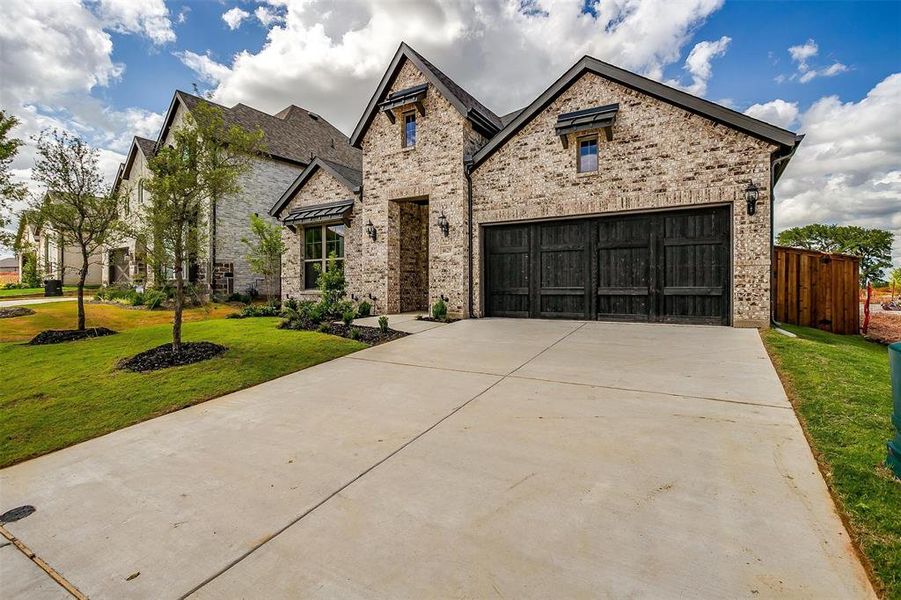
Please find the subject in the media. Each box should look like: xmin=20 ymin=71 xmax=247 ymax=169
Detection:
xmin=396 ymin=199 xmax=429 ymax=313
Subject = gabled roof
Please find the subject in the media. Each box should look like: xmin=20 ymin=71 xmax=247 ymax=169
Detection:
xmin=158 ymin=91 xmax=360 ymax=167
xmin=269 ymin=157 xmax=362 ymax=218
xmin=472 ymin=55 xmax=804 ymax=171
xmin=350 ymin=43 xmax=503 ymax=147
xmin=113 ymin=136 xmax=157 ymax=194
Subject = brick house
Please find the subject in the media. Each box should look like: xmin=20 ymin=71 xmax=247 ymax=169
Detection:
xmin=273 ymin=43 xmax=802 ymax=327
xmin=111 ymin=91 xmax=359 ymax=296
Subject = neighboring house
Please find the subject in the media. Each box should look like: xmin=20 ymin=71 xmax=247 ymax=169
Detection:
xmin=14 ymin=206 xmax=103 ymax=286
xmin=0 ymin=257 xmax=18 ymax=275
xmin=106 ymin=136 xmax=157 ymax=286
xmin=111 ymin=90 xmax=359 ymax=296
xmin=0 ymin=256 xmax=18 ymax=285
xmin=272 ymin=43 xmax=803 ymax=328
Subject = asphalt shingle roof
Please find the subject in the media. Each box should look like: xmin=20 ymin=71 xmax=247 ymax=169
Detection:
xmin=174 ymin=92 xmax=360 ymax=167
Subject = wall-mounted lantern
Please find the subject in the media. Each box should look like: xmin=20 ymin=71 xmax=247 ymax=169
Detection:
xmin=437 ymin=212 xmax=449 ymax=237
xmin=365 ymin=220 xmax=377 ymax=241
xmin=745 ymin=181 xmax=760 ymax=216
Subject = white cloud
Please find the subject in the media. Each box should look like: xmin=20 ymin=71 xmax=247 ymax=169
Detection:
xmin=666 ymin=35 xmax=731 ymax=96
xmin=176 ymin=51 xmax=232 ymax=85
xmin=744 ymin=99 xmax=799 ymax=129
xmin=255 ymin=6 xmax=284 ymax=27
xmin=775 ymin=73 xmax=901 ymax=265
xmin=183 ymin=0 xmax=724 ymax=135
xmin=177 ymin=6 xmax=191 ymax=25
xmin=94 ymin=0 xmax=176 ymax=45
xmin=0 ymin=0 xmax=123 ymax=109
xmin=785 ymin=38 xmax=848 ymax=84
xmin=788 ymin=39 xmax=818 ymax=71
xmin=222 ymin=7 xmax=251 ymax=30
xmin=0 ymin=0 xmax=169 ymax=252
xmin=798 ymin=61 xmax=848 ymax=84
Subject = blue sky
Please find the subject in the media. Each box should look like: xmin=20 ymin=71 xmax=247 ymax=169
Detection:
xmin=2 ymin=0 xmax=900 ymax=260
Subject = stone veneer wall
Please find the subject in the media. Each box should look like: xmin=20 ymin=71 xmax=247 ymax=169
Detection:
xmin=471 ymin=72 xmax=777 ymax=327
xmin=278 ymin=168 xmax=359 ymax=301
xmin=216 ymin=157 xmax=303 ymax=295
xmin=360 ymin=59 xmax=486 ymax=316
xmin=398 ymin=202 xmax=429 ymax=311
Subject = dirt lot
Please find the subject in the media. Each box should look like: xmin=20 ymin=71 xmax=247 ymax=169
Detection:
xmin=863 ymin=305 xmax=901 ymax=344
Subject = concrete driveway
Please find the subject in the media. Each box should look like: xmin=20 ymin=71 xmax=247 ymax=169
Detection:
xmin=0 ymin=319 xmax=874 ymax=599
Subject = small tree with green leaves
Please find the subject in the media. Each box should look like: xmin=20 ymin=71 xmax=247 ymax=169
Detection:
xmin=142 ymin=101 xmax=263 ymax=352
xmin=30 ymin=130 xmax=127 ymax=330
xmin=777 ymin=224 xmax=894 ymax=285
xmin=0 ymin=111 xmax=28 ymax=251
xmin=315 ymin=252 xmax=346 ymax=315
xmin=241 ymin=213 xmax=285 ymax=304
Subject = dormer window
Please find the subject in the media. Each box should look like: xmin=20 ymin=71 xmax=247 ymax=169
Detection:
xmin=578 ymin=136 xmax=598 ymax=173
xmin=403 ymin=112 xmax=417 ymax=148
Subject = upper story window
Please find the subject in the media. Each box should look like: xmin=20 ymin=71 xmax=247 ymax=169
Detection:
xmin=403 ymin=111 xmax=417 ymax=148
xmin=578 ymin=136 xmax=598 ymax=173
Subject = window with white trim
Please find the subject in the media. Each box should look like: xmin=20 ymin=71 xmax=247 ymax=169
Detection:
xmin=304 ymin=223 xmax=345 ymax=289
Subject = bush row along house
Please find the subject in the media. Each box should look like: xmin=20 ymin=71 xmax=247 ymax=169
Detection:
xmin=269 ymin=43 xmax=803 ymax=327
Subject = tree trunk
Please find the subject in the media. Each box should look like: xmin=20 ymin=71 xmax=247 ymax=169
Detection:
xmin=76 ymin=247 xmax=89 ymax=331
xmin=173 ymin=250 xmax=183 ymax=353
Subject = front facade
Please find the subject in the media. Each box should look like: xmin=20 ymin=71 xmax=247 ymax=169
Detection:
xmin=274 ymin=43 xmax=802 ymax=328
xmin=111 ymin=91 xmax=358 ymax=296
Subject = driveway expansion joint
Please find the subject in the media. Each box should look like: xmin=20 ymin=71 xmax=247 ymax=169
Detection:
xmin=182 ymin=322 xmax=589 ymax=598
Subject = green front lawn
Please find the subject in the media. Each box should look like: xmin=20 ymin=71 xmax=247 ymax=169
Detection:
xmin=763 ymin=326 xmax=900 ymax=598
xmin=0 ymin=318 xmax=364 ymax=467
xmin=0 ymin=286 xmax=81 ymax=298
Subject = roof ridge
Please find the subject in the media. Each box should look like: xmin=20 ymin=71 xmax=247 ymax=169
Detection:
xmin=401 ymin=43 xmax=501 ymax=126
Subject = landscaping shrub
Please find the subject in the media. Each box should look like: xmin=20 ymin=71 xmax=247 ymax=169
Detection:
xmin=318 ymin=322 xmax=331 ymax=333
xmin=128 ymin=291 xmax=144 ymax=306
xmin=378 ymin=315 xmax=389 ymax=334
xmin=315 ymin=253 xmax=346 ymax=315
xmin=356 ymin=300 xmax=371 ymax=318
xmin=3 ymin=282 xmax=28 ymax=290
xmin=349 ymin=327 xmax=361 ymax=340
xmin=342 ymin=307 xmax=355 ymax=326
xmin=227 ymin=291 xmax=251 ymax=304
xmin=228 ymin=304 xmax=283 ymax=319
xmin=21 ymin=253 xmax=41 ymax=288
xmin=284 ymin=297 xmax=299 ymax=311
xmin=144 ymin=289 xmax=167 ymax=310
xmin=431 ymin=298 xmax=447 ymax=321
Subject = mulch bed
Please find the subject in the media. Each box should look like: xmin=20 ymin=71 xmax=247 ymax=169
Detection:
xmin=119 ymin=342 xmax=228 ymax=372
xmin=0 ymin=307 xmax=35 ymax=319
xmin=28 ymin=327 xmax=117 ymax=345
xmin=325 ymin=323 xmax=407 ymax=345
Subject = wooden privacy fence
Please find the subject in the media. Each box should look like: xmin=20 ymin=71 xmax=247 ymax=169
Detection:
xmin=773 ymin=246 xmax=860 ymax=334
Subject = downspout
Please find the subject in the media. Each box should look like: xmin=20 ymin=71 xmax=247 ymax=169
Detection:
xmin=769 ymin=135 xmax=804 ymax=326
xmin=464 ymin=155 xmax=474 ymax=318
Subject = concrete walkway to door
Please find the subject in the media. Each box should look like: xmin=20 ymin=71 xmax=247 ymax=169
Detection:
xmin=0 ymin=319 xmax=874 ymax=599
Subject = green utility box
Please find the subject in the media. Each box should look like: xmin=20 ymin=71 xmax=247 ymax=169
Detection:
xmin=888 ymin=342 xmax=901 ymax=479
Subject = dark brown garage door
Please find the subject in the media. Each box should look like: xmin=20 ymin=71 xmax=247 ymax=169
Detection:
xmin=483 ymin=206 xmax=731 ymax=325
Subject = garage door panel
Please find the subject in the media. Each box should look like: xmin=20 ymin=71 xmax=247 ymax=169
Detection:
xmin=485 ymin=206 xmax=730 ymax=325
xmin=536 ymin=221 xmax=589 ymax=319
xmin=485 ymin=225 xmax=531 ymax=318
